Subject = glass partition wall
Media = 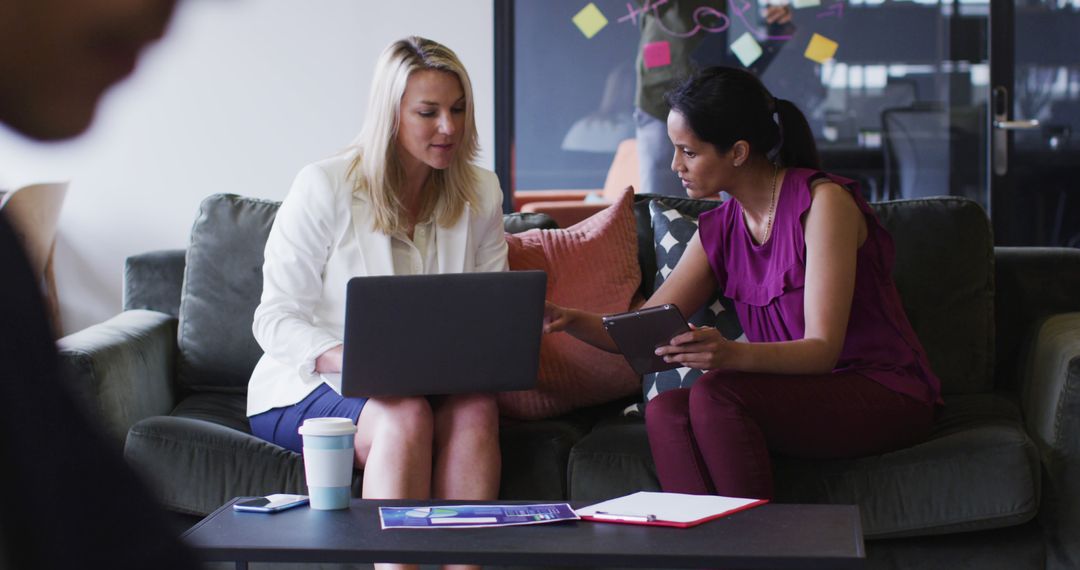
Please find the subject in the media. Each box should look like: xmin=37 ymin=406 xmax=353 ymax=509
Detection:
xmin=496 ymin=0 xmax=1080 ymax=246
xmin=1001 ymin=0 xmax=1080 ymax=246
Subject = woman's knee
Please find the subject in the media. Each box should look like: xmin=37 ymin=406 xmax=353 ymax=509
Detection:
xmin=438 ymin=393 xmax=499 ymax=432
xmin=645 ymin=388 xmax=691 ymax=430
xmin=369 ymin=396 xmax=434 ymax=441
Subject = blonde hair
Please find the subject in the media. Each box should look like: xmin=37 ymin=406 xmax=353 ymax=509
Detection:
xmin=347 ymin=36 xmax=480 ymax=235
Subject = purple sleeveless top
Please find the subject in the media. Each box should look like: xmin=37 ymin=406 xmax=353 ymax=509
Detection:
xmin=698 ymin=168 xmax=942 ymax=406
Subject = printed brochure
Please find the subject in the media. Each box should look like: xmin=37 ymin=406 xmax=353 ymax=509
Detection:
xmin=379 ymin=503 xmax=578 ymax=529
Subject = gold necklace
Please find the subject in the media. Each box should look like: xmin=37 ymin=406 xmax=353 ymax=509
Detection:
xmin=762 ymin=163 xmax=779 ymax=244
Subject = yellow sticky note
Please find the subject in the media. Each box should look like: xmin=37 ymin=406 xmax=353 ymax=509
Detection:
xmin=804 ymin=33 xmax=839 ymax=64
xmin=730 ymin=33 xmax=763 ymax=67
xmin=793 ymin=0 xmax=821 ymax=8
xmin=572 ymin=3 xmax=608 ymax=39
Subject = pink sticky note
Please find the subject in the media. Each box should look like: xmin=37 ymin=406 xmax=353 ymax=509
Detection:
xmin=643 ymin=41 xmax=671 ymax=69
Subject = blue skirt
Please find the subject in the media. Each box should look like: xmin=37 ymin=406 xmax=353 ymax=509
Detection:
xmin=249 ymin=384 xmax=366 ymax=453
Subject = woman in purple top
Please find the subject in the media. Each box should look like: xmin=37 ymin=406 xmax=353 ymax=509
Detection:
xmin=544 ymin=67 xmax=941 ymax=500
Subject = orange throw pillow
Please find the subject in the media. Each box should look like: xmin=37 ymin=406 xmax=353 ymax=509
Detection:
xmin=498 ymin=188 xmax=641 ymax=419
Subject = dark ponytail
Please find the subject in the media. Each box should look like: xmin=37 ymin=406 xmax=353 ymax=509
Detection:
xmin=774 ymin=98 xmax=820 ymax=170
xmin=665 ymin=67 xmax=821 ymax=170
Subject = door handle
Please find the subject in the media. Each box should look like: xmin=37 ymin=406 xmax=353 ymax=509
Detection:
xmin=993 ymin=119 xmax=1040 ymax=130
xmin=991 ymin=86 xmax=1039 ymax=176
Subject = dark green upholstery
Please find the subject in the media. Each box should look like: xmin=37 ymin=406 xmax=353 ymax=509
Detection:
xmin=177 ymin=195 xmax=278 ymax=393
xmin=57 ymin=310 xmax=179 ymax=450
xmin=126 ymin=414 xmax=305 ymax=516
xmin=107 ymin=194 xmax=566 ymax=517
xmin=497 ymin=402 xmax=621 ymax=501
xmin=502 ymin=211 xmax=558 ymax=234
xmin=123 ymin=250 xmax=185 ymax=318
xmin=57 ymin=192 xmax=1080 ymax=570
xmin=808 ymin=393 xmax=1035 ymax=539
xmin=569 ymin=393 xmax=1039 ymax=537
xmin=872 ymin=198 xmax=994 ymax=395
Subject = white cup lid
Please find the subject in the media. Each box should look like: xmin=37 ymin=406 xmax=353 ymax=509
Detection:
xmin=298 ymin=417 xmax=357 ymax=437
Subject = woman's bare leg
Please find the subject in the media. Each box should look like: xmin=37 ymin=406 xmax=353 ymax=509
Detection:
xmin=353 ymin=396 xmax=435 ymax=570
xmin=431 ymin=393 xmax=501 ymax=500
xmin=432 ymin=393 xmax=501 ymax=570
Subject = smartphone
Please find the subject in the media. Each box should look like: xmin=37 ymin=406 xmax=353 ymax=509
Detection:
xmin=232 ymin=494 xmax=309 ymax=513
xmin=602 ymin=304 xmax=691 ymax=375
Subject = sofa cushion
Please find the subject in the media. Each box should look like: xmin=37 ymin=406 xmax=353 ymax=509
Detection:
xmin=567 ymin=393 xmax=1039 ymax=538
xmin=637 ymin=199 xmax=745 ymax=413
xmin=498 ymin=418 xmax=589 ymax=501
xmin=871 ymin=198 xmax=994 ymax=395
xmin=128 ymin=391 xmax=603 ymax=515
xmin=123 ymin=249 xmax=187 ymax=317
xmin=170 ymin=391 xmax=253 ymax=434
xmin=498 ymin=400 xmax=624 ymax=501
xmin=498 ymin=189 xmax=642 ymax=419
xmin=632 ymin=193 xmax=722 ymax=297
xmin=774 ymin=393 xmax=1039 ymax=538
xmin=177 ymin=194 xmax=279 ymax=393
xmin=567 ymin=416 xmax=659 ymax=501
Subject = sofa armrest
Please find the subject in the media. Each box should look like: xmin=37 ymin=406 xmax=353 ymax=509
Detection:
xmin=1024 ymin=312 xmax=1080 ymax=569
xmin=995 ymin=247 xmax=1080 ymax=394
xmin=57 ymin=310 xmax=179 ymax=448
xmin=503 ymin=212 xmax=559 ymax=233
xmin=124 ymin=248 xmax=186 ymax=317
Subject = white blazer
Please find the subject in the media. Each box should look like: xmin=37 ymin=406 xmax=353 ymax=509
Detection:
xmin=246 ymin=152 xmax=509 ymax=416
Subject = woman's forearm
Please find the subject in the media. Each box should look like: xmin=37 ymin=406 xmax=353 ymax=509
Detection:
xmin=563 ymin=308 xmax=620 ymax=353
xmin=729 ymin=337 xmax=839 ymax=375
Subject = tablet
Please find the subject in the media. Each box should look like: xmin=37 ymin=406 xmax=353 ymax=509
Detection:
xmin=602 ymin=304 xmax=691 ymax=375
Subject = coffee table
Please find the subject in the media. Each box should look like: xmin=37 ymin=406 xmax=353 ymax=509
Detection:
xmin=183 ymin=498 xmax=864 ymax=569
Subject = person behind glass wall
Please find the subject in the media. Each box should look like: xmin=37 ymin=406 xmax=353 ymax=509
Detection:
xmin=546 ymin=67 xmax=941 ymax=500
xmin=561 ymin=60 xmax=637 ymax=153
xmin=246 ymin=37 xmax=505 ymax=568
xmin=634 ymin=0 xmax=794 ymax=197
xmin=0 ymin=0 xmax=198 ymax=567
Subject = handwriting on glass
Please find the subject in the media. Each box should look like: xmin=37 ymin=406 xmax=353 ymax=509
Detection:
xmin=817 ymin=1 xmax=843 ymax=19
xmin=617 ymin=0 xmax=793 ymax=41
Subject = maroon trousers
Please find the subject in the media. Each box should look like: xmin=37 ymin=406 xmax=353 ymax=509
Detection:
xmin=645 ymin=371 xmax=935 ymax=500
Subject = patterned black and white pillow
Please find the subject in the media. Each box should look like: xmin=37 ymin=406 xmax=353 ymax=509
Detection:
xmin=625 ymin=200 xmax=745 ymax=416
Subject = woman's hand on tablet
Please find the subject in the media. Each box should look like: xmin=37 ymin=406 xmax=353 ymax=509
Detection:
xmin=656 ymin=325 xmax=734 ymax=370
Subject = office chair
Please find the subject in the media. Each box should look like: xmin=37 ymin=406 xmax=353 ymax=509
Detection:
xmin=881 ymin=103 xmax=951 ymax=200
xmin=1 ymin=181 xmax=69 ymax=334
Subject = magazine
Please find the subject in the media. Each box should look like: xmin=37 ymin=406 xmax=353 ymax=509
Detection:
xmin=379 ymin=503 xmax=578 ymax=529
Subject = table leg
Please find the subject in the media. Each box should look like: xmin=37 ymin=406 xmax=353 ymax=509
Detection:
xmin=235 ymin=561 xmax=248 ymax=570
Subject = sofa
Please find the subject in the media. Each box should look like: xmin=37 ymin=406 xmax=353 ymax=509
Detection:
xmin=57 ymin=192 xmax=1080 ymax=570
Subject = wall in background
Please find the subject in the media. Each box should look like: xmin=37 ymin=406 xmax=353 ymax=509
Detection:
xmin=0 ymin=0 xmax=494 ymax=335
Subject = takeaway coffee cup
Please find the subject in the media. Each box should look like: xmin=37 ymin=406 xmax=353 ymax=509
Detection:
xmin=298 ymin=417 xmax=357 ymax=510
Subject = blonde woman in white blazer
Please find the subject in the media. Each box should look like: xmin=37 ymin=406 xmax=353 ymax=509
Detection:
xmin=247 ymin=37 xmax=507 ymax=529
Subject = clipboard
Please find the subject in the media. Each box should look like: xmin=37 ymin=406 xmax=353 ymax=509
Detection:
xmin=575 ymin=491 xmax=768 ymax=528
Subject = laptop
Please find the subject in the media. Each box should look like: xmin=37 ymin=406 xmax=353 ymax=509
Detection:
xmin=340 ymin=270 xmax=546 ymax=398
